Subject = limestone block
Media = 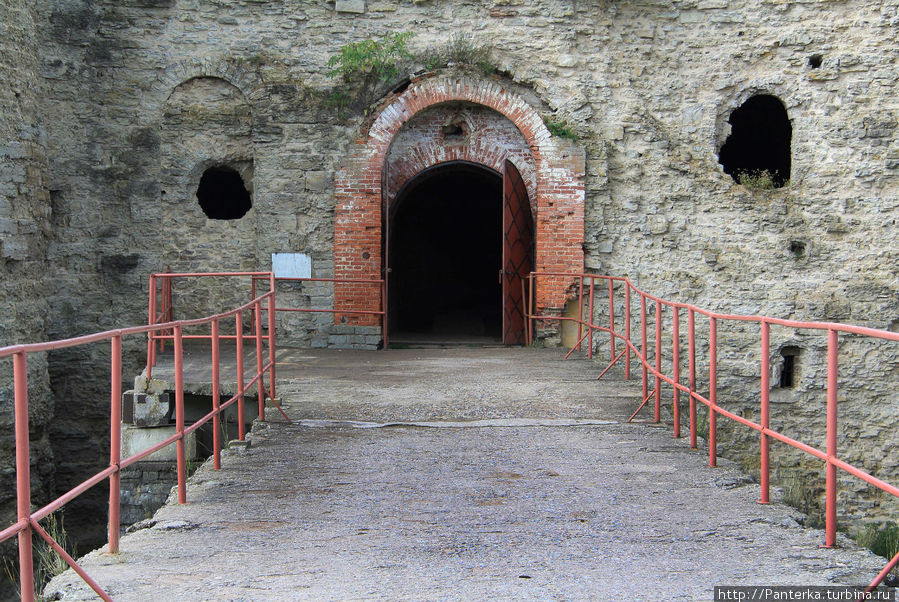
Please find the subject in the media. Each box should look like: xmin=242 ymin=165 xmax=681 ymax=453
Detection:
xmin=335 ymin=0 xmax=365 ymax=14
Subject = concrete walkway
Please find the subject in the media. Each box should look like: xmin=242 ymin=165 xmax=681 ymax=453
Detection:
xmin=46 ymin=349 xmax=888 ymax=601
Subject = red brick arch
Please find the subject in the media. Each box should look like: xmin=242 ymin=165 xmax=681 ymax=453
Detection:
xmin=334 ymin=74 xmax=585 ymax=326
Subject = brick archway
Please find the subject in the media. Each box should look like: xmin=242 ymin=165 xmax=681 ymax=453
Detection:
xmin=334 ymin=74 xmax=585 ymax=330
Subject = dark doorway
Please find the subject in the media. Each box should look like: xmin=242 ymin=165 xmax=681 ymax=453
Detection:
xmin=388 ymin=162 xmax=503 ymax=344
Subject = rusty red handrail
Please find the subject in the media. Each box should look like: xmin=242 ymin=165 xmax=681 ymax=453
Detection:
xmin=251 ymin=275 xmax=388 ymax=349
xmin=0 ymin=273 xmax=279 ymax=600
xmin=526 ymin=271 xmax=899 ymax=592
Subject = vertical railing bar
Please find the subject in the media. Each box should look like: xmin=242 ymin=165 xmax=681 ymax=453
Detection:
xmin=759 ymin=320 xmax=770 ymax=504
xmin=607 ymin=278 xmax=614 ymax=364
xmin=588 ymin=277 xmax=595 ymax=359
xmin=255 ymin=301 xmax=265 ymax=422
xmin=236 ymin=311 xmax=245 ymax=441
xmin=267 ymin=276 xmax=277 ymax=400
xmin=577 ymin=276 xmax=584 ymax=352
xmin=688 ymin=308 xmax=697 ymax=450
xmin=146 ymin=275 xmax=157 ymax=380
xmin=825 ymin=328 xmax=838 ymax=547
xmin=382 ymin=280 xmax=389 ymax=351
xmin=672 ymin=306 xmax=680 ymax=439
xmin=108 ymin=335 xmax=122 ymax=553
xmin=709 ymin=316 xmax=718 ymax=468
xmin=14 ymin=351 xmax=34 ymax=602
xmin=211 ymin=319 xmax=221 ymax=471
xmin=654 ymin=301 xmax=662 ymax=423
xmin=641 ymin=294 xmax=648 ymax=403
xmin=174 ymin=324 xmax=187 ymax=503
xmin=624 ymin=284 xmax=631 ymax=380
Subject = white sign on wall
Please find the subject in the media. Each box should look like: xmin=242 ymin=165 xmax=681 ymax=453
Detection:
xmin=271 ymin=253 xmax=312 ymax=279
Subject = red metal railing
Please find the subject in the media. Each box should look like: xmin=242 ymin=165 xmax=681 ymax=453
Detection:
xmin=250 ymin=275 xmax=388 ymax=349
xmin=526 ymin=272 xmax=899 ymax=592
xmin=0 ymin=274 xmax=279 ymax=601
xmin=145 ymin=271 xmax=285 ymax=421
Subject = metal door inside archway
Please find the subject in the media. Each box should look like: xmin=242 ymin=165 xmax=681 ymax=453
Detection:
xmin=386 ymin=161 xmax=533 ymax=345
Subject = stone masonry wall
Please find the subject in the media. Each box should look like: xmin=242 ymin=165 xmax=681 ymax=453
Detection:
xmin=5 ymin=0 xmax=895 ymax=551
xmin=0 ymin=0 xmax=54 ymax=596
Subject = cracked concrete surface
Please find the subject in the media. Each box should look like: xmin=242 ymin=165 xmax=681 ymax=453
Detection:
xmin=45 ymin=348 xmax=891 ymax=600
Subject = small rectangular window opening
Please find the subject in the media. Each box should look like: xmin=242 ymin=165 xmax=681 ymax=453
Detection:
xmin=779 ymin=346 xmax=801 ymax=389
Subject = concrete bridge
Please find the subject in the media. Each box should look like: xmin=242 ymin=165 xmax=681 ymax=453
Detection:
xmin=44 ymin=347 xmax=887 ymax=601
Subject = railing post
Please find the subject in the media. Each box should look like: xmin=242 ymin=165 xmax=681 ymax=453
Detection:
xmin=654 ymin=301 xmax=662 ymax=423
xmin=760 ymin=320 xmax=770 ymax=504
xmin=267 ymin=283 xmax=277 ymax=400
xmin=587 ymin=277 xmax=595 ymax=359
xmin=381 ymin=280 xmax=389 ymax=350
xmin=688 ymin=308 xmax=697 ymax=450
xmin=577 ymin=276 xmax=584 ymax=352
xmin=672 ymin=306 xmax=680 ymax=438
xmin=211 ymin=319 xmax=221 ymax=470
xmin=825 ymin=328 xmax=838 ymax=547
xmin=641 ymin=294 xmax=648 ymax=403
xmin=607 ymin=278 xmax=614 ymax=363
xmin=709 ymin=316 xmax=718 ymax=468
xmin=255 ymin=300 xmax=265 ymax=422
xmin=146 ymin=275 xmax=157 ymax=380
xmin=624 ymin=284 xmax=631 ymax=380
xmin=14 ymin=351 xmax=34 ymax=602
xmin=174 ymin=324 xmax=187 ymax=504
xmin=108 ymin=335 xmax=122 ymax=553
xmin=236 ymin=311 xmax=245 ymax=441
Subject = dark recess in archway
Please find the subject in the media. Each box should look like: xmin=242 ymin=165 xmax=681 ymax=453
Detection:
xmin=389 ymin=163 xmax=502 ymax=343
xmin=719 ymin=95 xmax=792 ymax=188
xmin=196 ymin=165 xmax=251 ymax=219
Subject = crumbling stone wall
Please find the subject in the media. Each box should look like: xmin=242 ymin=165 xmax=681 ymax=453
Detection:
xmin=0 ymin=0 xmax=890 ymax=555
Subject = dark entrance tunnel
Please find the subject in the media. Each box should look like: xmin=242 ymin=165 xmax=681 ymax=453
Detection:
xmin=388 ymin=163 xmax=502 ymax=342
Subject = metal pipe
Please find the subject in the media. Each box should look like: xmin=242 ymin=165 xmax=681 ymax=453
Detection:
xmin=381 ymin=280 xmax=389 ymax=350
xmin=212 ymin=319 xmax=221 ymax=470
xmin=236 ymin=311 xmax=245 ymax=441
xmin=174 ymin=325 xmax=187 ymax=504
xmin=108 ymin=335 xmax=122 ymax=553
xmin=588 ymin=277 xmax=595 ymax=358
xmin=255 ymin=301 xmax=265 ymax=422
xmin=672 ymin=306 xmax=680 ymax=439
xmin=14 ymin=351 xmax=34 ymax=602
xmin=825 ymin=328 xmax=838 ymax=547
xmin=760 ymin=321 xmax=770 ymax=504
xmin=625 ymin=284 xmax=631 ymax=379
xmin=146 ymin=275 xmax=157 ymax=379
xmin=267 ymin=284 xmax=277 ymax=400
xmin=641 ymin=294 xmax=648 ymax=403
xmin=607 ymin=278 xmax=614 ymax=363
xmin=577 ymin=275 xmax=592 ymax=351
xmin=709 ymin=316 xmax=718 ymax=468
xmin=654 ymin=301 xmax=662 ymax=423
xmin=688 ymin=309 xmax=697 ymax=450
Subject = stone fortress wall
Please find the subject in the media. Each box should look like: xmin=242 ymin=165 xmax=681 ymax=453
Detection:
xmin=0 ymin=0 xmax=897 ymax=564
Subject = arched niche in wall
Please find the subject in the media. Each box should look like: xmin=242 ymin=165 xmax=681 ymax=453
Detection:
xmin=158 ymin=76 xmax=256 ymax=313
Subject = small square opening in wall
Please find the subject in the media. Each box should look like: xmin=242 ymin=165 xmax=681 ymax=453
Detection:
xmin=272 ymin=253 xmax=311 ymax=279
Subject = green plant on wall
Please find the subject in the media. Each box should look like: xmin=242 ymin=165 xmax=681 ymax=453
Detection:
xmin=419 ymin=32 xmax=496 ymax=74
xmin=327 ymin=31 xmax=415 ymax=84
xmin=544 ymin=117 xmax=579 ymax=141
xmin=326 ymin=32 xmax=415 ymax=115
xmin=736 ymin=169 xmax=784 ymax=190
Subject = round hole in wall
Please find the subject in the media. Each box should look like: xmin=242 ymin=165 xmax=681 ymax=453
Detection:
xmin=808 ymin=54 xmax=823 ymax=69
xmin=196 ymin=165 xmax=251 ymax=220
xmin=362 ymin=252 xmax=371 ymax=260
